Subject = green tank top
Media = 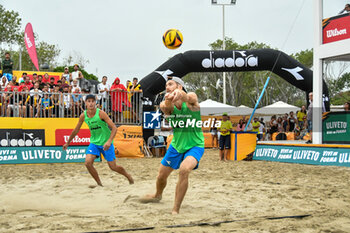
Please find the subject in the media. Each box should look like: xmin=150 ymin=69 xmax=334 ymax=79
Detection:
xmin=169 ymin=102 xmax=204 ymax=153
xmin=84 ymin=108 xmax=111 ymax=146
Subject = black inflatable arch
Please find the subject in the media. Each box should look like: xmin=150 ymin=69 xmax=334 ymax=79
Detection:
xmin=139 ymin=49 xmax=330 ymax=111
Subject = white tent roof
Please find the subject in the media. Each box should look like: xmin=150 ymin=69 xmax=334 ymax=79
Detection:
xmin=255 ymin=101 xmax=299 ymax=115
xmin=226 ymin=105 xmax=254 ymax=116
xmin=199 ymin=99 xmax=236 ymax=116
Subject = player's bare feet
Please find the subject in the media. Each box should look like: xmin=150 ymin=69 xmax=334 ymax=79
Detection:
xmin=172 ymin=208 xmax=179 ymax=215
xmin=127 ymin=175 xmax=134 ymax=184
xmin=139 ymin=194 xmax=162 ymax=203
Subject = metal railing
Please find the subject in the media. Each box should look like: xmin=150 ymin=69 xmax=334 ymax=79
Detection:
xmin=0 ymin=90 xmax=143 ymax=125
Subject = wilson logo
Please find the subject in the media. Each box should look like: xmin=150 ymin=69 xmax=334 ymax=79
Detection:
xmin=326 ymin=28 xmax=347 ymax=38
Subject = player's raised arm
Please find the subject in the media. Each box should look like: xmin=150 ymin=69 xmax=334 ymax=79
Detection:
xmin=99 ymin=110 xmax=117 ymax=151
xmin=62 ymin=113 xmax=85 ymax=150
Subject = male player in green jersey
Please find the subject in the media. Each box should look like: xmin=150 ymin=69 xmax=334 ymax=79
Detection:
xmin=141 ymin=77 xmax=205 ymax=214
xmin=63 ymin=94 xmax=134 ymax=186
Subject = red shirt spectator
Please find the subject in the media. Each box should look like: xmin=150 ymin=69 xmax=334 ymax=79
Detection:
xmin=42 ymin=73 xmax=50 ymax=83
xmin=110 ymin=77 xmax=130 ymax=113
xmin=24 ymin=77 xmax=34 ymax=90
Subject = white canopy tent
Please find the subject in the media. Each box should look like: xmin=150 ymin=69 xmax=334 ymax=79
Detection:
xmin=225 ymin=105 xmax=254 ymax=116
xmin=199 ymin=99 xmax=236 ymax=116
xmin=255 ymin=101 xmax=299 ymax=116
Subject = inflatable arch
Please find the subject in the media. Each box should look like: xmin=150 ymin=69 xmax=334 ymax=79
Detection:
xmin=140 ymin=49 xmax=330 ymax=111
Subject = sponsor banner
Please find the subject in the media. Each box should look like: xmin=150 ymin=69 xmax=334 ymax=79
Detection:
xmin=116 ymin=125 xmax=143 ymax=139
xmin=143 ymin=110 xmax=161 ymax=129
xmin=0 ymin=146 xmax=101 ymax=164
xmin=55 ymin=129 xmax=91 ymax=146
xmin=0 ymin=129 xmax=45 ymax=147
xmin=323 ymin=112 xmax=350 ymax=144
xmin=254 ymin=144 xmax=350 ymax=167
xmin=24 ymin=23 xmax=39 ymax=71
xmin=323 ymin=14 xmax=350 ymax=44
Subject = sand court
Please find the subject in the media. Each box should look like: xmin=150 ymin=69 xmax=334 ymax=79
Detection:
xmin=1 ymin=149 xmax=350 ymax=232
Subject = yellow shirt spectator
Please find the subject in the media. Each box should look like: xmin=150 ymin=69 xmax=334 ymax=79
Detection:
xmin=252 ymin=121 xmax=260 ymax=132
xmin=297 ymin=111 xmax=306 ymax=122
xmin=219 ymin=120 xmax=232 ymax=136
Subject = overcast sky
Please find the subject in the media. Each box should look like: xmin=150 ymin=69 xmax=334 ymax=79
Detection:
xmin=2 ymin=0 xmax=346 ymax=85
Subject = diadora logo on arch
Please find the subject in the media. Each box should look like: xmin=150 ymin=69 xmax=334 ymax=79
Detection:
xmin=201 ymin=51 xmax=258 ymax=69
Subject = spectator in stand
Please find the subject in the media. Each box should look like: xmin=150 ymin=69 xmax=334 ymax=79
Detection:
xmin=1 ymin=76 xmax=8 ymax=90
xmin=48 ymin=77 xmax=55 ymax=90
xmin=56 ymin=80 xmax=63 ymax=92
xmin=38 ymin=75 xmax=46 ymax=90
xmin=62 ymin=67 xmax=71 ymax=84
xmin=287 ymin=111 xmax=297 ymax=132
xmin=282 ymin=114 xmax=288 ymax=132
xmin=18 ymin=80 xmax=26 ymax=92
xmin=259 ymin=118 xmax=266 ymax=141
xmin=51 ymin=85 xmax=61 ymax=117
xmin=6 ymin=86 xmax=23 ymax=117
xmin=236 ymin=119 xmax=246 ymax=131
xmin=2 ymin=52 xmax=14 ymax=81
xmin=38 ymin=92 xmax=54 ymax=118
xmin=42 ymin=84 xmax=49 ymax=93
xmin=97 ymin=76 xmax=110 ymax=111
xmin=21 ymin=86 xmax=31 ymax=117
xmin=344 ymin=102 xmax=350 ymax=111
xmin=110 ymin=77 xmax=129 ymax=122
xmin=72 ymin=88 xmax=83 ymax=117
xmin=61 ymin=85 xmax=72 ymax=116
xmin=32 ymin=73 xmax=38 ymax=84
xmin=128 ymin=77 xmax=142 ymax=100
xmin=71 ymin=64 xmax=83 ymax=87
xmin=277 ymin=117 xmax=284 ymax=132
xmin=42 ymin=73 xmax=50 ymax=83
xmin=18 ymin=72 xmax=28 ymax=83
xmin=24 ymin=76 xmax=34 ymax=90
xmin=71 ymin=79 xmax=81 ymax=93
xmin=10 ymin=76 xmax=19 ymax=86
xmin=297 ymin=105 xmax=307 ymax=130
xmin=339 ymin=4 xmax=350 ymax=14
xmin=126 ymin=80 xmax=131 ymax=89
xmin=27 ymin=88 xmax=41 ymax=117
xmin=30 ymin=82 xmax=42 ymax=97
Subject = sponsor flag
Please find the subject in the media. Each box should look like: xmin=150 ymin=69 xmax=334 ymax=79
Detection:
xmin=24 ymin=23 xmax=40 ymax=71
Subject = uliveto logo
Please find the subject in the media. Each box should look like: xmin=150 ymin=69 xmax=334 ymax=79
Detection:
xmin=202 ymin=51 xmax=258 ymax=69
xmin=326 ymin=28 xmax=347 ymax=38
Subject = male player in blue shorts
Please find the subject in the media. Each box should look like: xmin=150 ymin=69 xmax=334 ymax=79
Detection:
xmin=141 ymin=77 xmax=205 ymax=214
xmin=63 ymin=94 xmax=134 ymax=186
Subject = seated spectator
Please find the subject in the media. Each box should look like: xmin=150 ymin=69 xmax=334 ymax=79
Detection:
xmin=26 ymin=88 xmax=41 ymax=117
xmin=10 ymin=76 xmax=19 ymax=86
xmin=48 ymin=77 xmax=56 ymax=90
xmin=236 ymin=119 xmax=246 ymax=131
xmin=37 ymin=92 xmax=54 ymax=118
xmin=18 ymin=80 xmax=26 ymax=92
xmin=287 ymin=111 xmax=297 ymax=132
xmin=6 ymin=86 xmax=23 ymax=117
xmin=18 ymin=72 xmax=28 ymax=83
xmin=72 ymin=89 xmax=83 ymax=117
xmin=21 ymin=86 xmax=31 ymax=118
xmin=344 ymin=102 xmax=350 ymax=111
xmin=1 ymin=76 xmax=8 ymax=90
xmin=30 ymin=82 xmax=43 ymax=97
xmin=38 ymin=75 xmax=46 ymax=90
xmin=56 ymin=80 xmax=63 ymax=92
xmin=61 ymin=85 xmax=72 ymax=117
xmin=42 ymin=73 xmax=50 ymax=83
xmin=32 ymin=73 xmax=38 ymax=83
xmin=71 ymin=79 xmax=81 ymax=93
xmin=24 ymin=76 xmax=34 ymax=90
xmin=51 ymin=85 xmax=61 ymax=117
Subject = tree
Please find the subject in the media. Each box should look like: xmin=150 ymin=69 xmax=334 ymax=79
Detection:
xmin=0 ymin=4 xmax=22 ymax=46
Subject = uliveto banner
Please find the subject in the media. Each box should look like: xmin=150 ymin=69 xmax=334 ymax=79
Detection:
xmin=0 ymin=146 xmax=101 ymax=164
xmin=24 ymin=23 xmax=39 ymax=71
xmin=254 ymin=144 xmax=350 ymax=167
xmin=323 ymin=14 xmax=350 ymax=44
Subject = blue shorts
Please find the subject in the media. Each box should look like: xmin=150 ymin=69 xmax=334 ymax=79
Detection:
xmin=307 ymin=120 xmax=312 ymax=132
xmin=86 ymin=143 xmax=116 ymax=162
xmin=161 ymin=144 xmax=204 ymax=170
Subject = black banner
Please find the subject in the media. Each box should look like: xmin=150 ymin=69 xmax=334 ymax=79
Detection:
xmin=0 ymin=129 xmax=45 ymax=147
xmin=140 ymin=49 xmax=330 ymax=111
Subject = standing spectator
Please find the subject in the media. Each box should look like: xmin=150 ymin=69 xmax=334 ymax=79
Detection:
xmin=61 ymin=85 xmax=72 ymax=116
xmin=62 ymin=67 xmax=71 ymax=84
xmin=268 ymin=115 xmax=278 ymax=140
xmin=97 ymin=76 xmax=110 ymax=111
xmin=339 ymin=4 xmax=350 ymax=14
xmin=30 ymin=82 xmax=42 ymax=97
xmin=287 ymin=111 xmax=297 ymax=132
xmin=71 ymin=79 xmax=81 ymax=93
xmin=277 ymin=117 xmax=284 ymax=132
xmin=344 ymin=102 xmax=350 ymax=111
xmin=42 ymin=73 xmax=50 ymax=83
xmin=306 ymin=92 xmax=313 ymax=143
xmin=236 ymin=119 xmax=245 ymax=131
xmin=259 ymin=118 xmax=266 ymax=141
xmin=219 ymin=113 xmax=232 ymax=161
xmin=56 ymin=80 xmax=63 ymax=92
xmin=110 ymin=77 xmax=129 ymax=122
xmin=72 ymin=88 xmax=83 ymax=117
xmin=1 ymin=76 xmax=8 ymax=90
xmin=38 ymin=75 xmax=45 ymax=90
xmin=71 ymin=64 xmax=83 ymax=87
xmin=297 ymin=106 xmax=307 ymax=130
xmin=210 ymin=118 xmax=219 ymax=149
xmin=32 ymin=73 xmax=38 ymax=84
xmin=27 ymin=88 xmax=41 ymax=117
xmin=21 ymin=86 xmax=31 ymax=118
xmin=2 ymin=52 xmax=13 ymax=81
xmin=282 ymin=114 xmax=288 ymax=132
xmin=252 ymin=117 xmax=261 ymax=140
xmin=126 ymin=80 xmax=131 ymax=89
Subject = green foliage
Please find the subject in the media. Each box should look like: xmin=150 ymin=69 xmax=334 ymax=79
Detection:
xmin=331 ymin=91 xmax=350 ymax=105
xmin=53 ymin=66 xmax=98 ymax=81
xmin=0 ymin=4 xmax=22 ymax=45
xmin=291 ymin=49 xmax=313 ymax=68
